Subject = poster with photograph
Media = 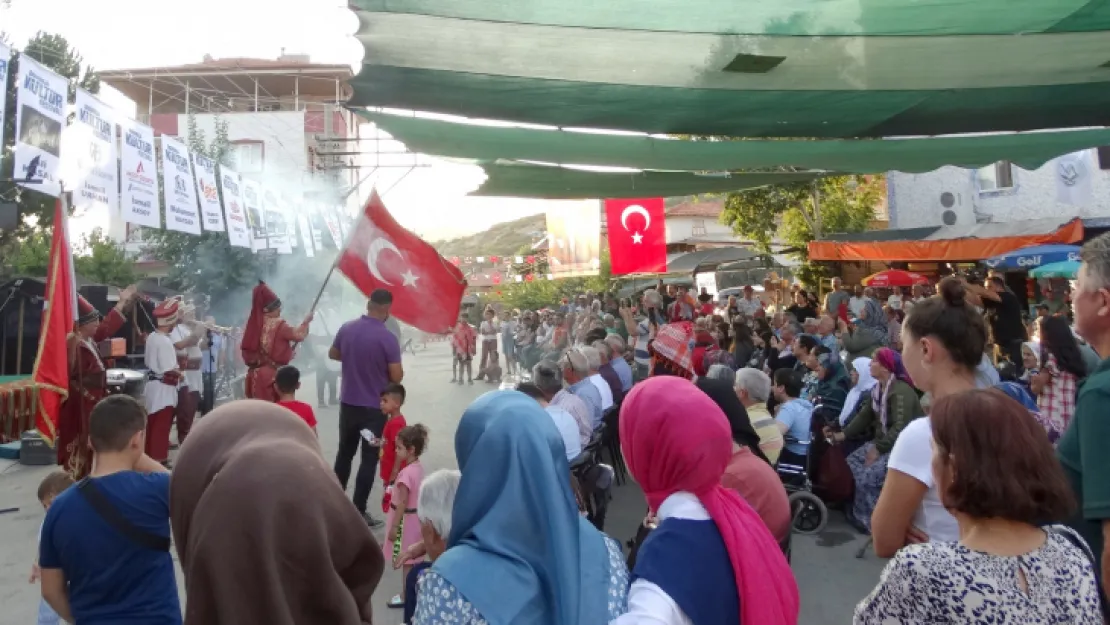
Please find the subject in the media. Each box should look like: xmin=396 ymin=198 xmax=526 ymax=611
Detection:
xmin=192 ymin=153 xmax=226 ymax=231
xmin=241 ymin=179 xmax=267 ymax=252
xmin=160 ymin=136 xmax=202 ymax=235
xmin=218 ymin=168 xmax=252 ymax=249
xmin=119 ymin=119 xmax=161 ymax=228
xmin=262 ymin=188 xmax=292 ymax=254
xmin=62 ymin=89 xmax=119 ymax=230
xmin=14 ymin=56 xmax=67 ymax=197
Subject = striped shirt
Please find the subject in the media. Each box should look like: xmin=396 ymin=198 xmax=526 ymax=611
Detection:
xmin=745 ymin=403 xmax=783 ymax=466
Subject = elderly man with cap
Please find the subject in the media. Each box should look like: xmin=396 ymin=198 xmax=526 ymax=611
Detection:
xmin=144 ymin=297 xmax=184 ymax=465
xmin=57 ymin=286 xmax=138 ymax=477
xmin=240 ymin=281 xmax=312 ymax=402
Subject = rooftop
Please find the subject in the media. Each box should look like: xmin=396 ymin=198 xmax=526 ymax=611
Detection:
xmin=666 ymin=199 xmax=725 ymax=219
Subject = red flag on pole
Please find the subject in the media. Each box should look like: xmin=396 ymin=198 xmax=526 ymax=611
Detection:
xmin=604 ymin=197 xmax=667 ymax=275
xmin=32 ymin=199 xmax=77 ymax=444
xmin=338 ymin=190 xmax=467 ymax=334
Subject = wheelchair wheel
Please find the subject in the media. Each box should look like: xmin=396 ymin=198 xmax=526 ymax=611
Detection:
xmin=789 ymin=491 xmax=828 ymax=535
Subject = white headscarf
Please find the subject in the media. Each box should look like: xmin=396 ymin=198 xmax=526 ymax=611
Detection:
xmin=839 ymin=357 xmax=878 ymax=426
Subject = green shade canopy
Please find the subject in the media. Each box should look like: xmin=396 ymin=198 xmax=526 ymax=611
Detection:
xmin=357 ymin=111 xmax=1110 ymax=174
xmin=473 ymin=164 xmax=819 ymax=199
xmin=350 ymin=1 xmax=1110 ymax=137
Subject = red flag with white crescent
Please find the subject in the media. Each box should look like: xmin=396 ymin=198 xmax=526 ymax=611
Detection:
xmin=605 ymin=197 xmax=667 ymax=275
xmin=32 ymin=199 xmax=77 ymax=444
xmin=337 ymin=190 xmax=467 ymax=334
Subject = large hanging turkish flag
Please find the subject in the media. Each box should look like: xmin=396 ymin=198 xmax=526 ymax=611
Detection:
xmin=338 ymin=190 xmax=467 ymax=333
xmin=33 ymin=198 xmax=77 ymax=444
xmin=605 ymin=197 xmax=667 ymax=275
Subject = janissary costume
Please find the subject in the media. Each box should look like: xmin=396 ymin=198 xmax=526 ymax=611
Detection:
xmin=170 ymin=306 xmax=205 ymax=445
xmin=144 ymin=299 xmax=182 ymax=464
xmin=57 ymin=296 xmax=128 ymax=477
xmin=241 ymin=281 xmax=310 ymax=402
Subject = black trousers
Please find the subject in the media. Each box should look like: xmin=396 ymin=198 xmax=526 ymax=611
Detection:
xmin=201 ymin=372 xmax=216 ymax=414
xmin=317 ymin=369 xmax=339 ymax=404
xmin=334 ymin=403 xmax=387 ymax=514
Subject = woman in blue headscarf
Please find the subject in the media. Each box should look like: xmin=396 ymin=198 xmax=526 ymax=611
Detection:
xmin=412 ymin=391 xmax=628 ymax=625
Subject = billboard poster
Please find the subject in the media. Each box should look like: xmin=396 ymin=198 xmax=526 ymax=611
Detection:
xmin=14 ymin=56 xmax=67 ymax=197
xmin=545 ymin=200 xmax=601 ymax=278
xmin=62 ymin=89 xmax=119 ymax=230
xmin=298 ymin=214 xmax=315 ymax=257
xmin=192 ymin=153 xmax=226 ymax=231
xmin=0 ymin=44 xmax=10 ymax=153
xmin=322 ymin=205 xmax=343 ymax=248
xmin=218 ymin=168 xmax=251 ymax=248
xmin=160 ymin=136 xmax=202 ymax=235
xmin=308 ymin=203 xmax=326 ymax=251
xmin=119 ymin=119 xmax=161 ymax=228
xmin=241 ymin=179 xmax=267 ymax=252
xmin=262 ymin=188 xmax=292 ymax=254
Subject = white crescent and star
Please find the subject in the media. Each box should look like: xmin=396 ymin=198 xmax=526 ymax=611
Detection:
xmin=366 ymin=237 xmax=420 ymax=288
xmin=620 ymin=204 xmax=651 ymax=244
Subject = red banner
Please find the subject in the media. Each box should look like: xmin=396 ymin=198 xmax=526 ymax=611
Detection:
xmin=605 ymin=198 xmax=667 ymax=275
xmin=33 ymin=199 xmax=77 ymax=444
xmin=338 ymin=191 xmax=466 ymax=334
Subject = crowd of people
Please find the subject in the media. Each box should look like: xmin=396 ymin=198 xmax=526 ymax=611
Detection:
xmin=27 ymin=231 xmax=1110 ymax=624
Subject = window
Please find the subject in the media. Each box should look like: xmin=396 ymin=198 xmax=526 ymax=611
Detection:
xmin=229 ymin=141 xmax=264 ymax=174
xmin=691 ymin=218 xmax=707 ymax=236
xmin=976 ymin=161 xmax=1014 ymax=192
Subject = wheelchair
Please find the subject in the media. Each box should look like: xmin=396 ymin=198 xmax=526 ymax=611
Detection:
xmin=569 ymin=424 xmax=613 ymax=531
xmin=776 ymin=436 xmax=829 ymax=536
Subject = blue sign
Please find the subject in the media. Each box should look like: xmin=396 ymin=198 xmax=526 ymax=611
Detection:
xmin=983 ymin=244 xmax=1081 ymax=270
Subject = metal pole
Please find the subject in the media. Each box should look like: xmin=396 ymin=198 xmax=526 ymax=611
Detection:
xmin=148 ymin=81 xmax=154 ymax=119
xmin=254 ymin=77 xmax=259 ymax=112
xmin=294 ymin=76 xmax=299 ymax=110
xmin=15 ymin=297 xmax=24 ymax=374
xmin=185 ymin=80 xmax=191 ymax=114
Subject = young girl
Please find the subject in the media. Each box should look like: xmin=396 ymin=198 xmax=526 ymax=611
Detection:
xmin=384 ymin=424 xmax=429 ymax=610
xmin=451 ymin=316 xmax=476 ymax=385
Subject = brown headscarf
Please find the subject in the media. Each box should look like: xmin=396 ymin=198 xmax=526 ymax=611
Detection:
xmin=170 ymin=400 xmax=383 ymax=625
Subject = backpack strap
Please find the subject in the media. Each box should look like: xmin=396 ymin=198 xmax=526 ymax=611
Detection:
xmin=76 ymin=478 xmax=170 ymax=552
xmin=1046 ymin=524 xmax=1096 ymax=566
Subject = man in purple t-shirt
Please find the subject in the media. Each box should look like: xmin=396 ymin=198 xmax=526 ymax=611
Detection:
xmin=329 ymin=289 xmax=403 ymax=526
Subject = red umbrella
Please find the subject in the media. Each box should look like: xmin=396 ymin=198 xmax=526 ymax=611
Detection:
xmin=861 ymin=270 xmax=930 ymax=288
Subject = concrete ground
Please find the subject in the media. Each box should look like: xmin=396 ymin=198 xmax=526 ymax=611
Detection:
xmin=0 ymin=340 xmax=885 ymax=624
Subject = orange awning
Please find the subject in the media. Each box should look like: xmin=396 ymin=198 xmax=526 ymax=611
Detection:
xmin=809 ymin=218 xmax=1083 ymax=262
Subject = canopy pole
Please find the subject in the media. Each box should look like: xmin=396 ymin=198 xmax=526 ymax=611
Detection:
xmin=15 ymin=298 xmax=25 ymax=375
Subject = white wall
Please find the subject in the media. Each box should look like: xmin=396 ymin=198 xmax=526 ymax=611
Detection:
xmin=889 ymin=149 xmax=1110 ymax=229
xmin=186 ymin=111 xmax=309 ymax=183
xmin=665 ymin=215 xmax=734 ymax=242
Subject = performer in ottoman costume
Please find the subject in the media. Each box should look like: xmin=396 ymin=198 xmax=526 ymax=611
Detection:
xmin=58 ymin=287 xmax=137 ymax=477
xmin=170 ymin=301 xmax=206 ymax=445
xmin=241 ymin=281 xmax=311 ymax=402
xmin=144 ymin=298 xmax=182 ymax=464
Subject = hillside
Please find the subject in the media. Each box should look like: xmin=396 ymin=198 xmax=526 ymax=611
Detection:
xmin=433 ymin=213 xmax=547 ymax=258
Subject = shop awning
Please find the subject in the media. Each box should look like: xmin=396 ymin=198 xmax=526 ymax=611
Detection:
xmin=473 ymin=163 xmax=819 ymax=199
xmin=350 ymin=1 xmax=1110 ymax=138
xmin=808 ymin=218 xmax=1084 ymax=262
xmin=667 ymin=247 xmax=765 ymax=274
xmin=358 ymin=111 xmax=1110 ymax=175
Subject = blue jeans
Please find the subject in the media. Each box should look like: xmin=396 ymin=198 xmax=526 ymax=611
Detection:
xmin=37 ymin=598 xmax=61 ymax=625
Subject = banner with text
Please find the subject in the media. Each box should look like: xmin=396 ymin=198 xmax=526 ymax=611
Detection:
xmin=62 ymin=89 xmax=118 ymax=231
xmin=14 ymin=56 xmax=67 ymax=197
xmin=545 ymin=201 xmax=601 ymax=278
xmin=323 ymin=205 xmax=343 ymax=248
xmin=119 ymin=119 xmax=160 ymax=228
xmin=262 ymin=188 xmax=292 ymax=254
xmin=192 ymin=153 xmax=226 ymax=231
xmin=218 ymin=169 xmax=251 ymax=248
xmin=308 ymin=203 xmax=326 ymax=251
xmin=0 ymin=44 xmax=10 ymax=152
xmin=298 ymin=214 xmax=315 ymax=257
xmin=160 ymin=136 xmax=202 ymax=235
xmin=242 ymin=179 xmax=267 ymax=252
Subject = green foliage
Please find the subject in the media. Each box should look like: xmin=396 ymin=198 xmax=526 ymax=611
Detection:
xmin=4 ymin=228 xmax=50 ymax=277
xmin=490 ymin=250 xmax=615 ymax=310
xmin=142 ymin=116 xmax=269 ymax=304
xmin=720 ymin=175 xmax=883 ymax=286
xmin=1 ymin=227 xmax=137 ymax=285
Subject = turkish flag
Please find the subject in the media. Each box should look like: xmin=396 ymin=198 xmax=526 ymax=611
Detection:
xmin=337 ymin=190 xmax=467 ymax=333
xmin=605 ymin=197 xmax=667 ymax=275
xmin=33 ymin=199 xmax=77 ymax=445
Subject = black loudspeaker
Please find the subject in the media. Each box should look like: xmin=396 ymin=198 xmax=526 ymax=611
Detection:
xmin=78 ymin=285 xmax=110 ymax=314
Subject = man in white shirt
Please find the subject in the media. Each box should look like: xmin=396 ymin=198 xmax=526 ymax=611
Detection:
xmin=143 ymin=300 xmax=182 ymax=465
xmin=737 ymin=285 xmax=763 ymax=317
xmin=169 ymin=306 xmax=204 ymax=446
xmin=887 ymin=286 xmax=904 ymax=310
xmin=516 ymin=382 xmax=582 ymax=461
xmin=848 ymin=285 xmax=867 ymax=318
xmin=581 ymin=345 xmax=614 ymax=411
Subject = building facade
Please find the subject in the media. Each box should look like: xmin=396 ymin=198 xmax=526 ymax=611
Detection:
xmin=888 ymin=148 xmax=1110 ymax=229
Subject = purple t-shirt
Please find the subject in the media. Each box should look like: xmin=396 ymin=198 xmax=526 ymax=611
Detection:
xmin=332 ymin=315 xmax=401 ymax=407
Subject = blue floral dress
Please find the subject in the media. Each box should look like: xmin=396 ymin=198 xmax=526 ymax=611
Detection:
xmin=412 ymin=537 xmax=629 ymax=625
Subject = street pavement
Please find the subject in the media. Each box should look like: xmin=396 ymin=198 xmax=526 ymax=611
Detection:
xmin=0 ymin=339 xmax=885 ymax=624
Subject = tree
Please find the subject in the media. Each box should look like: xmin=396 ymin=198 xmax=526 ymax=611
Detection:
xmin=720 ymin=175 xmax=883 ymax=286
xmin=1 ymin=32 xmax=100 ymax=241
xmin=142 ymin=115 xmax=269 ymax=307
xmin=74 ymin=229 xmax=139 ymax=285
xmin=490 ymin=250 xmax=615 ymax=310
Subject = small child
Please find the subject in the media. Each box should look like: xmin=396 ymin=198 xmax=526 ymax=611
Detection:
xmin=383 ymin=424 xmax=429 ymax=610
xmin=484 ymin=352 xmax=502 ymax=384
xmin=274 ymin=365 xmax=318 ymax=434
xmin=32 ymin=471 xmax=75 ymax=625
xmin=379 ymin=384 xmax=408 ymax=512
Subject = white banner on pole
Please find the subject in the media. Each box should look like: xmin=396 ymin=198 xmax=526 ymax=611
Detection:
xmin=192 ymin=153 xmax=226 ymax=231
xmin=14 ymin=56 xmax=67 ymax=197
xmin=119 ymin=119 xmax=161 ymax=228
xmin=241 ymin=179 xmax=267 ymax=252
xmin=298 ymin=214 xmax=315 ymax=257
xmin=160 ymin=136 xmax=202 ymax=235
xmin=1055 ymin=151 xmax=1095 ymax=207
xmin=63 ymin=89 xmax=118 ymax=229
xmin=0 ymin=44 xmax=10 ymax=153
xmin=218 ymin=168 xmax=252 ymax=249
xmin=309 ymin=203 xmax=325 ymax=251
xmin=262 ymin=188 xmax=292 ymax=254
xmin=323 ymin=206 xmax=343 ymax=248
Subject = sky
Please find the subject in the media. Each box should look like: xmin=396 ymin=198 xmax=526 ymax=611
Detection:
xmin=2 ymin=0 xmax=557 ymax=241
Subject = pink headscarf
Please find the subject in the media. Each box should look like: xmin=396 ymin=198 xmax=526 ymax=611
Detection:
xmin=620 ymin=377 xmax=799 ymax=625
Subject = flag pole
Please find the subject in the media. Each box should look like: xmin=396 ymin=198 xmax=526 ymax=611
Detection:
xmin=303 ymin=166 xmax=413 ymax=320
